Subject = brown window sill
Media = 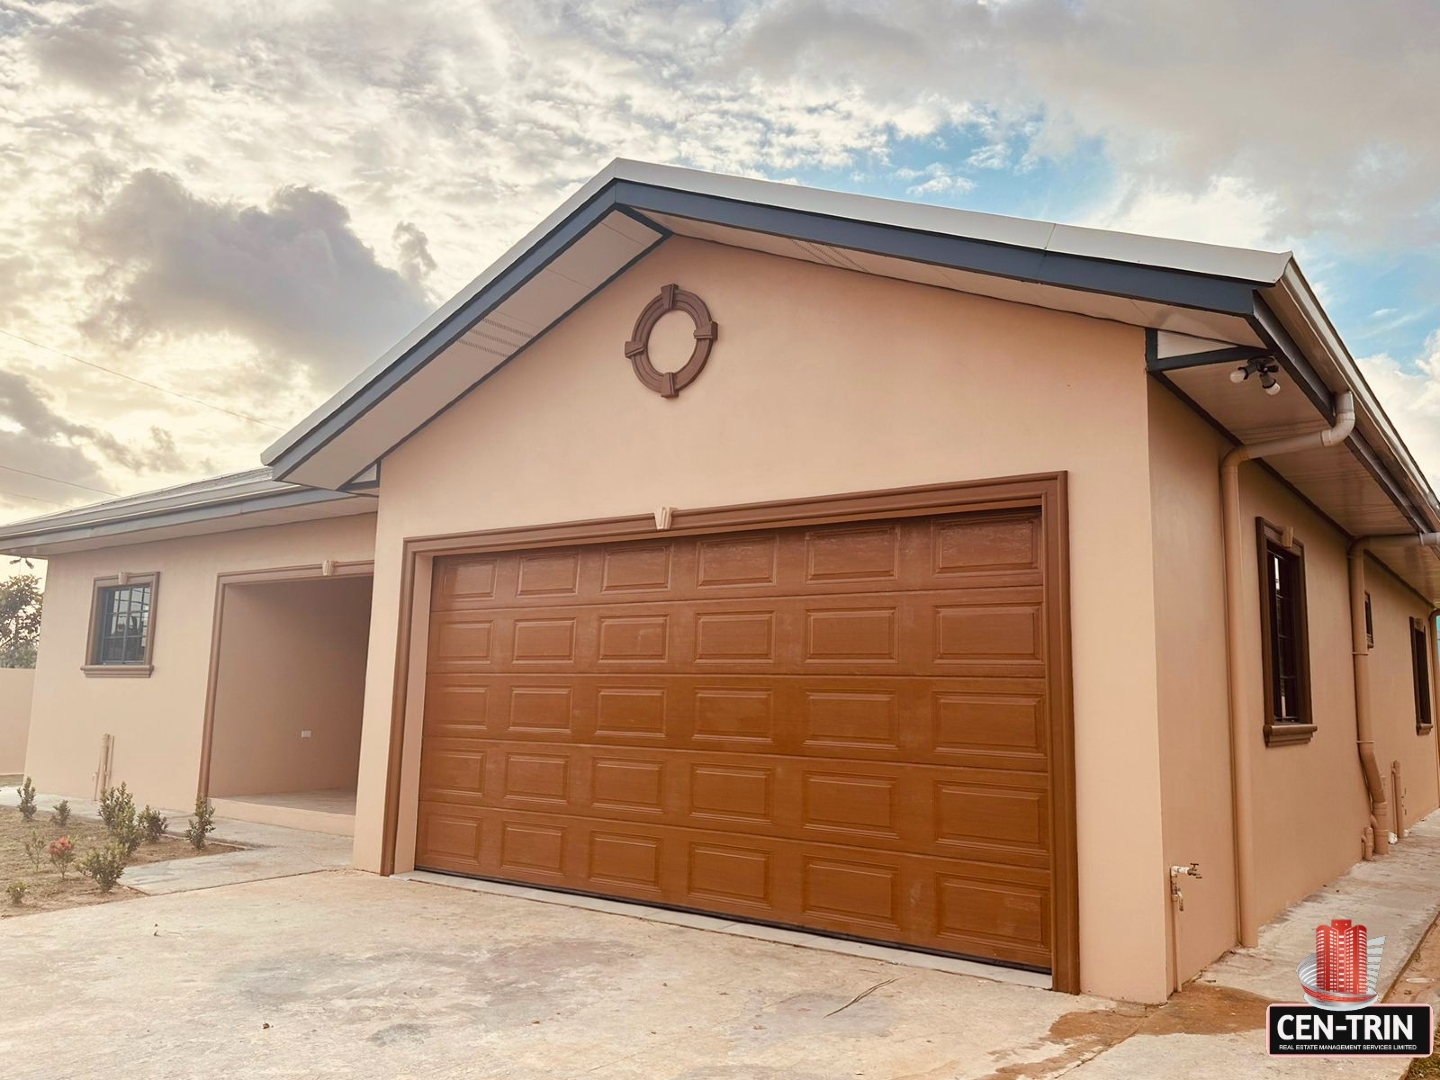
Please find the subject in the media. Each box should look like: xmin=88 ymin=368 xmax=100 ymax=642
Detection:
xmin=1264 ymin=722 xmax=1316 ymax=747
xmin=81 ymin=664 xmax=153 ymax=679
xmin=1420 ymin=724 xmax=1434 ymax=736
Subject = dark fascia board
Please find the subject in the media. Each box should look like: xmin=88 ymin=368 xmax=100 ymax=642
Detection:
xmin=1346 ymin=433 xmax=1431 ymax=534
xmin=1248 ymin=296 xmax=1337 ymax=424
xmin=613 ymin=180 xmax=1264 ymax=317
xmin=0 ymin=486 xmax=366 ymax=554
xmin=264 ymin=176 xmax=1272 ymax=486
xmin=1251 ymin=294 xmax=1430 ymax=531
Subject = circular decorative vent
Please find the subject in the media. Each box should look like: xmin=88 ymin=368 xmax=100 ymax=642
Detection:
xmin=623 ymin=284 xmax=717 ymax=398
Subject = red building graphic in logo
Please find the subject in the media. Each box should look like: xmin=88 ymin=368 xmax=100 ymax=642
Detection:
xmin=1317 ymin=920 xmax=1367 ymax=996
xmin=1297 ymin=918 xmax=1384 ymax=1010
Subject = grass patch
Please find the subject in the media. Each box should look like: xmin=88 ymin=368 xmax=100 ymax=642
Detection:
xmin=1 ymin=804 xmax=232 ymax=917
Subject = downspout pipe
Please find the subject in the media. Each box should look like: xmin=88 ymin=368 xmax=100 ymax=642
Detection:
xmin=1348 ymin=531 xmax=1440 ymax=857
xmin=1221 ymin=391 xmax=1355 ymax=948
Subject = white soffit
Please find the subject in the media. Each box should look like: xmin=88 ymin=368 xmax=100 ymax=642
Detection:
xmin=647 ymin=212 xmax=1264 ymax=346
xmin=1374 ymin=541 xmax=1440 ymax=603
xmin=296 ymin=211 xmax=662 ymax=488
xmin=1162 ymin=360 xmax=1440 ymax=597
xmin=1154 ymin=332 xmax=1246 ymax=360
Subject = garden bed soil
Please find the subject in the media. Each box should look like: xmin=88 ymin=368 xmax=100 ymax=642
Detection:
xmin=0 ymin=806 xmax=234 ymax=917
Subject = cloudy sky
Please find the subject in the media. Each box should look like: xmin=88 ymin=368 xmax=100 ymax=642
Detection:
xmin=1 ymin=0 xmax=1437 ymax=523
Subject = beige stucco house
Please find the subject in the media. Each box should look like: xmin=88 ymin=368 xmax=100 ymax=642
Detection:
xmin=4 ymin=161 xmax=1438 ymax=1004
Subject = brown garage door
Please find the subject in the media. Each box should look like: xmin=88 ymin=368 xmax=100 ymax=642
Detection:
xmin=416 ymin=508 xmax=1064 ymax=971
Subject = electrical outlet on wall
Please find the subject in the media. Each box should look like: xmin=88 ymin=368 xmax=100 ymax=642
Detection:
xmin=300 ymin=730 xmax=312 ymax=739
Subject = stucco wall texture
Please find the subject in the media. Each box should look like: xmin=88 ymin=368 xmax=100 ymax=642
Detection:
xmin=0 ymin=666 xmax=35 ymax=774
xmin=1146 ymin=383 xmax=1237 ymax=988
xmin=26 ymin=514 xmax=376 ymax=811
xmin=355 ymin=236 xmax=1172 ymax=1002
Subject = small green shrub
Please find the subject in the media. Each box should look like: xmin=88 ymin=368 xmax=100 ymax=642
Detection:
xmin=6 ymin=880 xmax=26 ymax=906
xmin=50 ymin=800 xmax=70 ymax=827
xmin=21 ymin=832 xmax=44 ymax=871
xmin=15 ymin=776 xmax=36 ymax=821
xmin=98 ymin=783 xmax=134 ymax=830
xmin=185 ymin=796 xmax=216 ymax=850
xmin=47 ymin=837 xmax=75 ymax=879
xmin=79 ymin=843 xmax=128 ymax=893
xmin=100 ymin=783 xmax=142 ymax=854
xmin=113 ymin=819 xmax=142 ymax=857
xmin=138 ymin=806 xmax=168 ymax=843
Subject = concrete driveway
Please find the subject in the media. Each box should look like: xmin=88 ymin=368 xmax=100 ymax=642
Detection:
xmin=5 ymin=805 xmax=1437 ymax=1079
xmin=2 ymin=869 xmax=1132 ymax=1080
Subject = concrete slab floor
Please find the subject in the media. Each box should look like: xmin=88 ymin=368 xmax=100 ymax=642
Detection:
xmin=0 ymin=870 xmax=1127 ymax=1080
xmin=3 ymin=780 xmax=1436 ymax=1079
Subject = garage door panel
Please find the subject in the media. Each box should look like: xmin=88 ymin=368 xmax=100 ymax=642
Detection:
xmin=421 ymin=739 xmax=1050 ymax=866
xmin=427 ymin=612 xmax=495 ymax=672
xmin=428 ymin=672 xmax=1048 ymax=768
xmin=414 ymin=801 xmax=1053 ymax=967
xmin=432 ymin=522 xmax=1043 ymax=615
xmin=595 ymin=686 xmax=669 ymax=738
xmin=418 ymin=508 xmax=1062 ymax=971
xmin=936 ymin=873 xmax=1051 ymax=959
xmin=438 ymin=590 xmax=1045 ymax=677
xmin=421 ymin=677 xmax=490 ymax=736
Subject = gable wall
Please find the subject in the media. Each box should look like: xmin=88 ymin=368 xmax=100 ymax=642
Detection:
xmin=355 ymin=235 xmax=1170 ymax=1001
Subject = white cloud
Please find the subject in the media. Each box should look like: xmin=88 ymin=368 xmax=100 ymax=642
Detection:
xmin=1357 ymin=331 xmax=1440 ymax=491
xmin=0 ymin=0 xmax=1436 ymax=520
xmin=78 ymin=170 xmax=434 ymax=382
xmin=728 ymin=0 xmax=1440 ymax=245
xmin=1080 ymin=176 xmax=1281 ymax=249
xmin=895 ymin=163 xmax=976 ymax=198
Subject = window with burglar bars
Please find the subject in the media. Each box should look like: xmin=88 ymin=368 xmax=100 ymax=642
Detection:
xmin=85 ymin=574 xmax=158 ymax=674
xmin=1257 ymin=521 xmax=1313 ymax=746
xmin=1412 ymin=617 xmax=1433 ymax=732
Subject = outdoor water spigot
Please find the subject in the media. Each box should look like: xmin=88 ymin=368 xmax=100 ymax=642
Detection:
xmin=1170 ymin=862 xmax=1202 ymax=880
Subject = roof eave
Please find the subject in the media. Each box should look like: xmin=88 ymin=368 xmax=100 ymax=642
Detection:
xmin=261 ymin=160 xmax=632 ymax=473
xmin=0 ymin=485 xmax=370 ymax=557
xmin=1264 ymin=265 xmax=1440 ymax=533
xmin=262 ymin=159 xmax=1291 ymax=489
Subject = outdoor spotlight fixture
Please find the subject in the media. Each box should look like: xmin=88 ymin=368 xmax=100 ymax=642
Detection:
xmin=1230 ymin=357 xmax=1283 ymax=396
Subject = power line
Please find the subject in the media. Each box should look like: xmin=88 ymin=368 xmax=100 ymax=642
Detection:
xmin=0 ymin=328 xmax=286 ymax=432
xmin=0 ymin=486 xmax=65 ymax=507
xmin=0 ymin=463 xmax=115 ymax=496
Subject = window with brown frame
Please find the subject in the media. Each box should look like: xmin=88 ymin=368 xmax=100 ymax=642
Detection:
xmin=1411 ymin=617 xmax=1433 ymax=732
xmin=1257 ymin=521 xmax=1313 ymax=746
xmin=1365 ymin=591 xmax=1374 ymax=648
xmin=83 ymin=573 xmax=158 ymax=677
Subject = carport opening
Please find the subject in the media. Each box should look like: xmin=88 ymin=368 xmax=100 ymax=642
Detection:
xmin=206 ymin=574 xmax=372 ymax=834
